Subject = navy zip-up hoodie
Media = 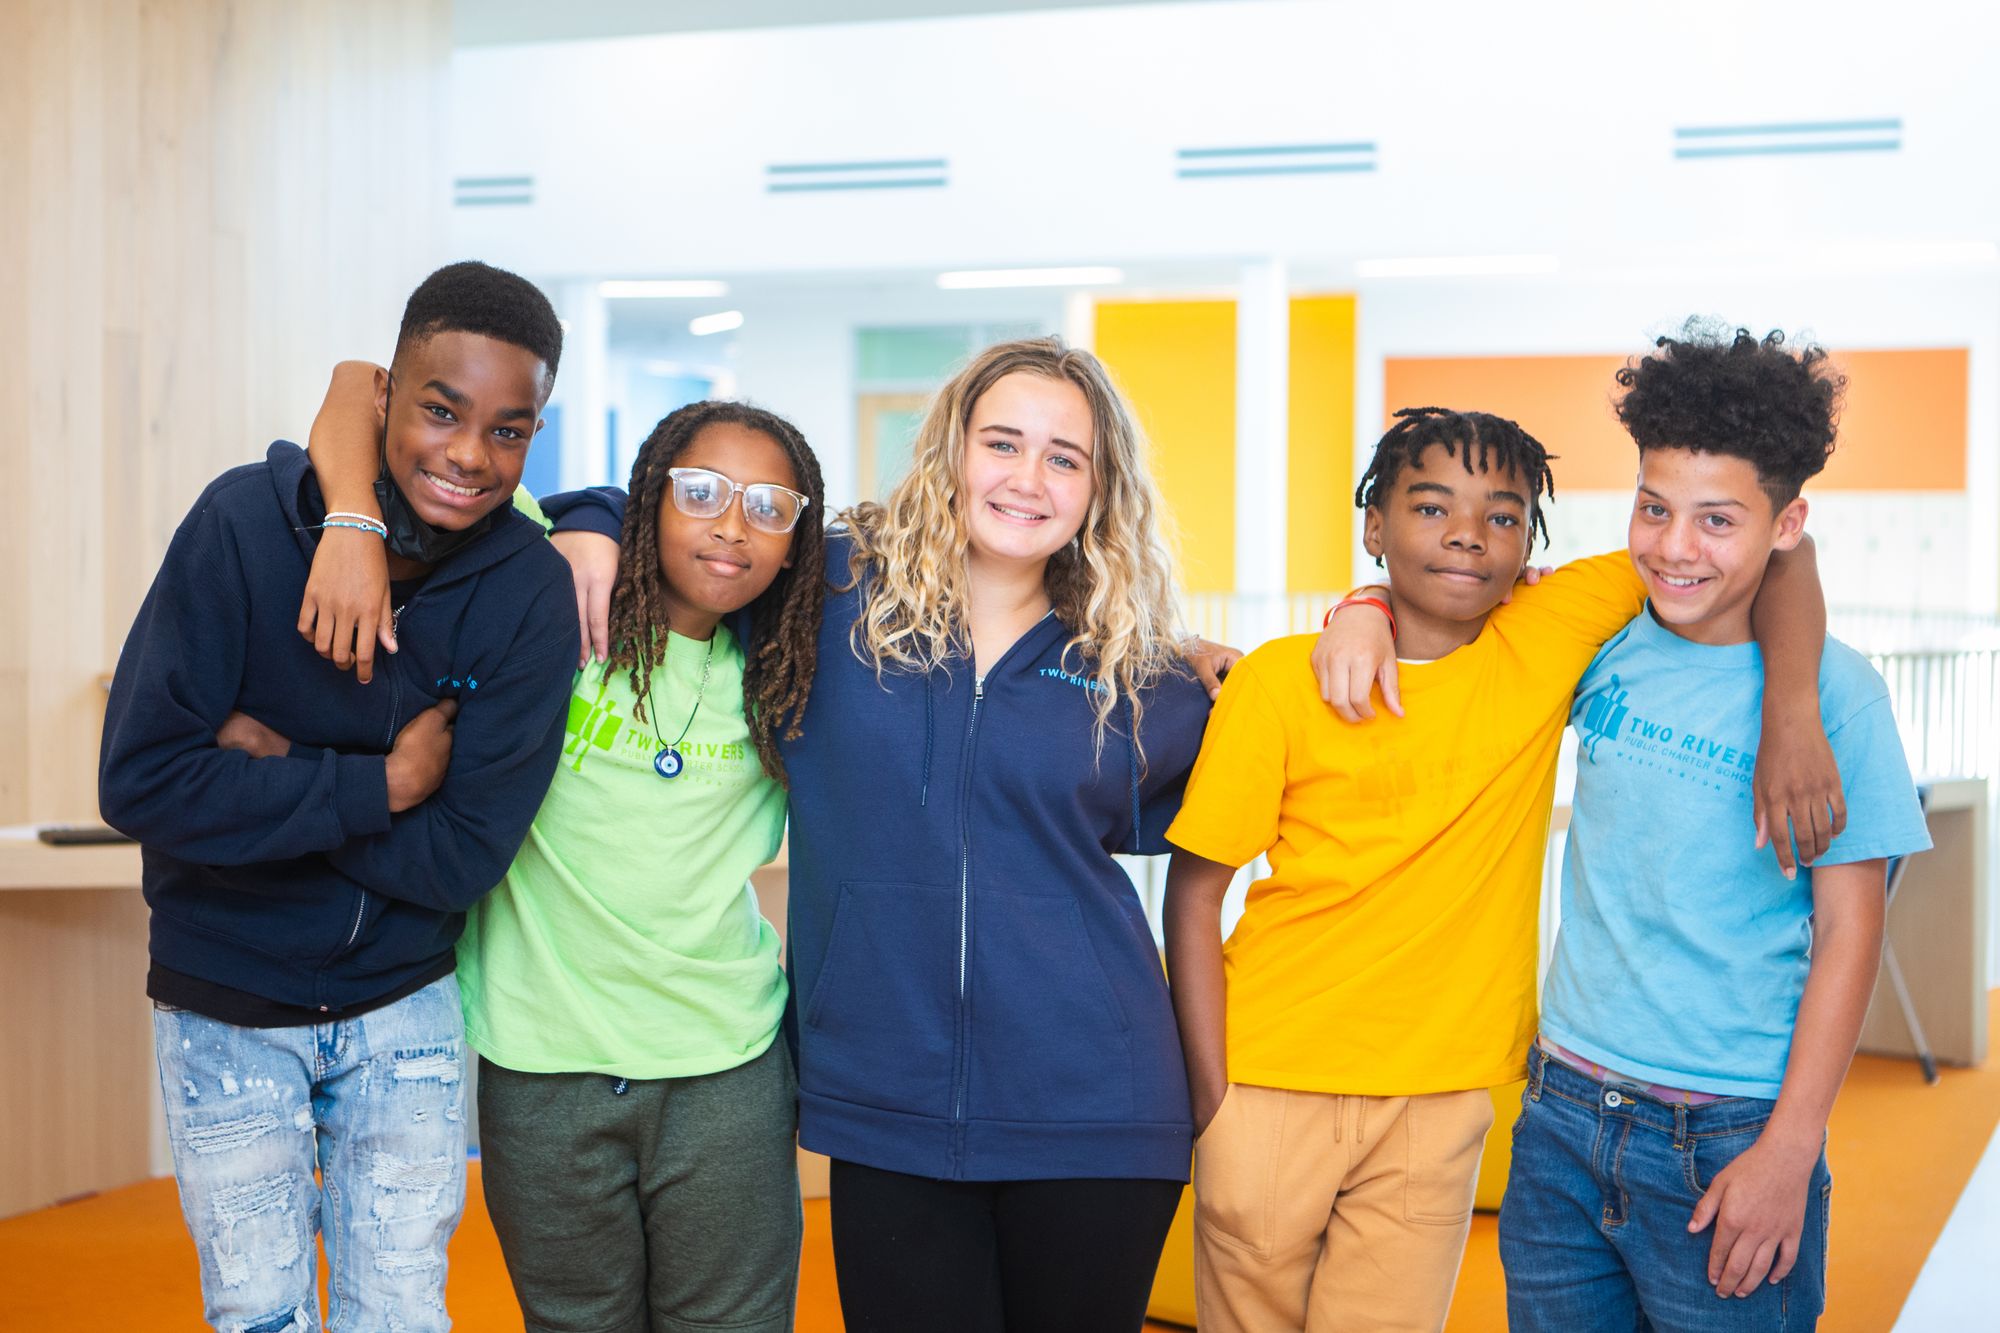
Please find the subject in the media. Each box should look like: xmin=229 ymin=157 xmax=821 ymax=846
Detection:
xmin=101 ymin=442 xmax=578 ymax=1014
xmin=550 ymin=488 xmax=1211 ymax=1182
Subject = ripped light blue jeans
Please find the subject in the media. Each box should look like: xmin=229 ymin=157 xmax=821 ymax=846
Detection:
xmin=153 ymin=975 xmax=467 ymax=1333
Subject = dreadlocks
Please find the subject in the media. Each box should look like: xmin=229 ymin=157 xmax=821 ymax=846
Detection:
xmin=1355 ymin=406 xmax=1558 ymax=551
xmin=604 ymin=401 xmax=827 ymax=786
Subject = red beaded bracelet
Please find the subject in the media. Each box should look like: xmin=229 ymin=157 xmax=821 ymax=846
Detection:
xmin=1323 ymin=594 xmax=1397 ymax=640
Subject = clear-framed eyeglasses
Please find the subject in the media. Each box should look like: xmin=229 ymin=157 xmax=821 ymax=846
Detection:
xmin=666 ymin=467 xmax=812 ymax=535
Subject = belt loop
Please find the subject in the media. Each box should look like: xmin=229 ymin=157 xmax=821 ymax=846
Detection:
xmin=1527 ymin=1046 xmax=1545 ymax=1102
xmin=1674 ymin=1103 xmax=1687 ymax=1149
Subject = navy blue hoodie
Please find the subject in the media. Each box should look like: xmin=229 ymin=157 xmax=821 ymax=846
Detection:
xmin=551 ymin=490 xmax=1211 ymax=1182
xmin=101 ymin=442 xmax=577 ymax=1014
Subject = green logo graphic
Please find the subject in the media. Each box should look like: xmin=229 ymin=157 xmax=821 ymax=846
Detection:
xmin=565 ymin=681 xmax=623 ymax=772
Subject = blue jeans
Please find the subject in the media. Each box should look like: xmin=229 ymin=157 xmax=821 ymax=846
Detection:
xmin=153 ymin=975 xmax=468 ymax=1333
xmin=1499 ymin=1047 xmax=1829 ymax=1332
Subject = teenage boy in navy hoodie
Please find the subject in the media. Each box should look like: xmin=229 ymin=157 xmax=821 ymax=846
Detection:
xmin=100 ymin=262 xmax=578 ymax=1333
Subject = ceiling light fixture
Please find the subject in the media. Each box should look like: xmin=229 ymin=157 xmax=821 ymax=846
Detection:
xmin=936 ymin=266 xmax=1125 ymax=290
xmin=688 ymin=310 xmax=745 ymax=336
xmin=1355 ymin=254 xmax=1559 ymax=279
xmin=1810 ymin=240 xmax=1999 ymax=268
xmin=599 ymin=279 xmax=729 ymax=299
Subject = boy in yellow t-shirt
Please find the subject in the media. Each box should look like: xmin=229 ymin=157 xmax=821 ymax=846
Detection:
xmin=1163 ymin=406 xmax=1829 ymax=1333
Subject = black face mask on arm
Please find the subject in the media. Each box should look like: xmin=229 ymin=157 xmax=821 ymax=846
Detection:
xmin=375 ymin=471 xmax=499 ymax=567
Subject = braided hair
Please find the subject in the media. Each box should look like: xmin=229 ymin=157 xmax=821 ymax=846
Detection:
xmin=604 ymin=401 xmax=826 ymax=786
xmin=1355 ymin=407 xmax=1558 ymax=553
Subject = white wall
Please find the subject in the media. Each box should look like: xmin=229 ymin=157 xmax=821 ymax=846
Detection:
xmin=449 ymin=0 xmax=2000 ymax=277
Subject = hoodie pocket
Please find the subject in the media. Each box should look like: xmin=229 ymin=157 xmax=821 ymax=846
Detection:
xmin=967 ymin=893 xmax=1133 ymax=1123
xmin=801 ymin=880 xmax=960 ymax=1117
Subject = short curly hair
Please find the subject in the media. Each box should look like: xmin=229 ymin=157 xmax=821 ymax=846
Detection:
xmin=1615 ymin=320 xmax=1843 ymax=507
xmin=394 ymin=260 xmax=563 ymax=394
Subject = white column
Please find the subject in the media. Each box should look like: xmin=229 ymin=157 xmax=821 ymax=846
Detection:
xmin=552 ymin=279 xmax=611 ymax=489
xmin=1063 ymin=290 xmax=1097 ymax=351
xmin=1234 ymin=258 xmax=1290 ymax=596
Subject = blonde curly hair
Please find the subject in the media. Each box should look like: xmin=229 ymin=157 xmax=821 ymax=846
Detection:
xmin=839 ymin=337 xmax=1186 ymax=758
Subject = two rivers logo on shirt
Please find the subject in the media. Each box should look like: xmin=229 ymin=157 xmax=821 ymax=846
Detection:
xmin=563 ymin=677 xmax=750 ymax=782
xmin=1576 ymin=674 xmax=1757 ymax=795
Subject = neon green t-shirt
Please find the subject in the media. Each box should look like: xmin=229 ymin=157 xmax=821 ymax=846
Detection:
xmin=457 ymin=623 xmax=788 ymax=1078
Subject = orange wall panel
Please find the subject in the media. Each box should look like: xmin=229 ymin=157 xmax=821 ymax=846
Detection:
xmin=1384 ymin=348 xmax=1968 ymax=493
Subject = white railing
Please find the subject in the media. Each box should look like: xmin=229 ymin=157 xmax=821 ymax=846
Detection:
xmin=1870 ymin=648 xmax=2000 ymax=786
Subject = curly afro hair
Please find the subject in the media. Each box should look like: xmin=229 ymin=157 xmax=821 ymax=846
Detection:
xmin=1615 ymin=320 xmax=1843 ymax=507
xmin=394 ymin=260 xmax=563 ymax=393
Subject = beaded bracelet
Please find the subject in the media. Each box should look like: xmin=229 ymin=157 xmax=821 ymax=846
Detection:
xmin=320 ymin=520 xmax=387 ymax=538
xmin=324 ymin=511 xmax=388 ymax=536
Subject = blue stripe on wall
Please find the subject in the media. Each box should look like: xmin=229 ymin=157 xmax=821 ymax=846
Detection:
xmin=1674 ymin=140 xmax=1900 ymax=159
xmin=1177 ymin=142 xmax=1374 ymax=158
xmin=768 ymin=178 xmax=948 ymax=192
xmin=1674 ymin=118 xmax=1901 ymax=138
xmin=1178 ymin=162 xmax=1375 ymax=179
xmin=766 ymin=159 xmax=947 ymax=174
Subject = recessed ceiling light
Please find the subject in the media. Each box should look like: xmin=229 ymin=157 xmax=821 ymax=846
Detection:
xmin=689 ymin=310 xmax=745 ymax=336
xmin=1355 ymin=255 xmax=1559 ymax=279
xmin=936 ymin=266 xmax=1125 ymax=290
xmin=599 ymin=280 xmax=729 ymax=298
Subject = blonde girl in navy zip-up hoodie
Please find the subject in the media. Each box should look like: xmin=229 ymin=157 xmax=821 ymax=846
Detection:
xmin=790 ymin=339 xmax=1213 ymax=1332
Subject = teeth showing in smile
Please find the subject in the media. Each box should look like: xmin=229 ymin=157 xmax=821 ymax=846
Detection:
xmin=990 ymin=504 xmax=1044 ymax=521
xmin=424 ymin=471 xmax=484 ymax=498
xmin=1658 ymin=573 xmax=1707 ymax=588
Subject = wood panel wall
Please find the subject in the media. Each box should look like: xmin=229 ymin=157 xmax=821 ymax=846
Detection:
xmin=0 ymin=0 xmax=451 ymax=826
xmin=0 ymin=0 xmax=450 ymax=1217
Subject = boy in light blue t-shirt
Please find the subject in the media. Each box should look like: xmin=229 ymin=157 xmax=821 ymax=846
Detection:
xmin=1499 ymin=323 xmax=1930 ymax=1332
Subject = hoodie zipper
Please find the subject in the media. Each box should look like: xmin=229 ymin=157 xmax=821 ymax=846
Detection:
xmin=951 ymin=672 xmax=984 ymax=1150
xmin=338 ymin=608 xmax=416 ymax=972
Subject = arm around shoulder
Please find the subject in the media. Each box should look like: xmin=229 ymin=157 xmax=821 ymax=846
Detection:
xmin=1749 ymin=535 xmax=1842 ymax=875
xmin=320 ymin=573 xmax=579 ymax=911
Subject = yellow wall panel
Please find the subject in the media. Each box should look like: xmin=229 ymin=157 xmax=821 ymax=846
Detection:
xmin=1094 ymin=300 xmax=1237 ymax=591
xmin=1287 ymin=296 xmax=1356 ymax=591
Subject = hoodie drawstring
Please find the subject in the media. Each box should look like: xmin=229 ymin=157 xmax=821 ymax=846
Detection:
xmin=920 ymin=673 xmax=936 ymax=807
xmin=1127 ymin=696 xmax=1142 ymax=847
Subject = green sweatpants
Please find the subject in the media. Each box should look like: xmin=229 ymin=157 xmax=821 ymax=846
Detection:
xmin=476 ymin=1041 xmax=802 ymax=1333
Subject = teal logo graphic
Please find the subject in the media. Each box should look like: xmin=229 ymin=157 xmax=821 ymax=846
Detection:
xmin=1578 ymin=675 xmax=1628 ymax=762
xmin=565 ymin=680 xmax=622 ymax=772
xmin=1037 ymin=666 xmax=1109 ymax=694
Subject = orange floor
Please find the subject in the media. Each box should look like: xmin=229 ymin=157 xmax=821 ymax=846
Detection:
xmin=4 ymin=996 xmax=1996 ymax=1331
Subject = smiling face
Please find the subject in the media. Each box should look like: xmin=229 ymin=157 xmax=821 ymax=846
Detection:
xmin=958 ymin=371 xmax=1098 ymax=578
xmin=1628 ymin=446 xmax=1806 ymax=645
xmin=651 ymin=421 xmax=799 ymax=642
xmin=379 ymin=330 xmax=547 ymax=532
xmin=1362 ymin=441 xmax=1532 ymax=656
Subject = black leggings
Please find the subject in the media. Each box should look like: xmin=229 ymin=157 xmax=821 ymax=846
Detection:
xmin=829 ymin=1158 xmax=1184 ymax=1333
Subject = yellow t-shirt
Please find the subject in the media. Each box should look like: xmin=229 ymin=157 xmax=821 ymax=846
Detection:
xmin=1165 ymin=552 xmax=1646 ymax=1095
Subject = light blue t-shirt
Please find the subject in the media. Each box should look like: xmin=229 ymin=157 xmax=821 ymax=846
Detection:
xmin=1541 ymin=608 xmax=1931 ymax=1099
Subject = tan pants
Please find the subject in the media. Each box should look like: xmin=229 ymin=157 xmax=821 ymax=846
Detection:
xmin=1192 ymin=1083 xmax=1495 ymax=1333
